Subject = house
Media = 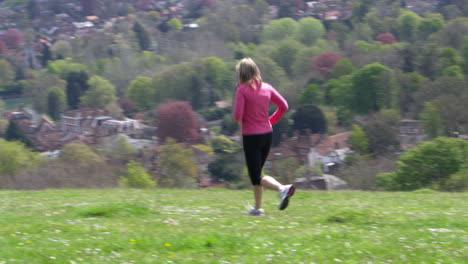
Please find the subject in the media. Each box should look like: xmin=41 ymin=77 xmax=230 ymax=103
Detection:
xmin=266 ymin=131 xmax=352 ymax=177
xmin=2 ymin=107 xmax=147 ymax=151
xmin=399 ymin=119 xmax=426 ymax=150
xmin=307 ymin=132 xmax=352 ymax=172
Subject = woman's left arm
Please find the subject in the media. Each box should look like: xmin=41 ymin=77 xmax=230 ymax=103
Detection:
xmin=269 ymin=87 xmax=288 ymax=125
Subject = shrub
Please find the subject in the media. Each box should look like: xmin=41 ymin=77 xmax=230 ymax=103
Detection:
xmin=120 ymin=161 xmax=156 ymax=189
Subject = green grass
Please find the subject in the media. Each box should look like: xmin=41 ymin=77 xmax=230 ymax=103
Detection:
xmin=0 ymin=189 xmax=466 ymax=263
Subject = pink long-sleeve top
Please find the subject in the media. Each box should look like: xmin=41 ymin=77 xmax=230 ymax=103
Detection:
xmin=233 ymin=81 xmax=288 ymax=135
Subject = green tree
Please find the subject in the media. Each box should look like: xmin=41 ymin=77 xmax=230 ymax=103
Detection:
xmin=363 ymin=112 xmax=400 ymax=155
xmin=59 ymin=143 xmax=104 ymax=166
xmin=271 ymin=40 xmax=302 ymax=77
xmin=299 ymin=83 xmax=322 ymax=105
xmin=51 ymin=40 xmax=72 ymax=59
xmin=221 ymin=113 xmax=239 ymax=136
xmin=396 ymin=10 xmax=420 ymax=42
xmin=325 ymin=75 xmax=353 ymax=106
xmin=377 ymin=137 xmax=468 ymax=191
xmin=419 ymin=102 xmax=443 ymax=139
xmin=99 ymin=134 xmax=137 ymax=164
xmin=207 ymin=150 xmax=244 ymax=183
xmin=0 ymin=59 xmax=14 ymax=85
xmin=397 ymin=72 xmax=427 ymax=115
xmin=292 ymin=104 xmax=327 ymax=134
xmin=126 ymin=76 xmax=154 ymax=110
xmin=418 ymin=14 xmax=444 ymax=40
xmin=5 ymin=120 xmax=35 ymax=149
xmin=352 ymin=0 xmax=372 ymax=22
xmin=47 ymin=86 xmax=67 ymax=120
xmin=462 ymin=36 xmax=468 ymax=75
xmin=295 ymin=17 xmax=325 ymax=46
xmin=350 ymin=63 xmax=394 ymax=114
xmin=120 ymin=161 xmax=156 ymax=188
xmin=65 ymin=71 xmax=89 ymax=109
xmin=261 ymin=17 xmax=298 ymax=42
xmin=157 ymin=138 xmax=197 ymax=188
xmin=80 ymin=76 xmax=117 ymax=109
xmin=133 ymin=22 xmax=151 ymax=51
xmin=47 ymin=58 xmax=87 ymax=78
xmin=328 ymin=58 xmax=355 ymax=79
xmin=349 ymin=124 xmax=369 ymax=155
xmin=0 ymin=138 xmax=41 ymax=187
xmin=210 ymin=136 xmax=236 ymax=154
xmin=167 ymin=18 xmax=183 ymax=32
xmin=442 ymin=65 xmax=464 ymax=78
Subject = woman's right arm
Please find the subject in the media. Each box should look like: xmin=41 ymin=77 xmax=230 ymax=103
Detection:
xmin=232 ymin=87 xmax=244 ymax=123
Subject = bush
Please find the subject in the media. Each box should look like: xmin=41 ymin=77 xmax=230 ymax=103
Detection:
xmin=437 ymin=169 xmax=468 ymax=192
xmin=120 ymin=161 xmax=156 ymax=189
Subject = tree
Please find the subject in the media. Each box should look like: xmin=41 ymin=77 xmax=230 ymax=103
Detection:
xmin=27 ymin=0 xmax=40 ymax=20
xmin=157 ymin=138 xmax=197 ymax=188
xmin=50 ymin=40 xmax=72 ymax=59
xmin=299 ymin=83 xmax=322 ymax=105
xmin=126 ymin=76 xmax=154 ymax=110
xmin=292 ymin=104 xmax=327 ymax=134
xmin=118 ymin=97 xmax=136 ymax=116
xmin=377 ymin=137 xmax=468 ymax=191
xmin=325 ymin=75 xmax=353 ymax=106
xmin=349 ymin=124 xmax=369 ymax=155
xmin=0 ymin=59 xmax=14 ymax=84
xmin=328 ymin=58 xmax=355 ymax=79
xmin=40 ymin=43 xmax=52 ymax=68
xmin=155 ymin=101 xmax=200 ymax=144
xmin=311 ymin=51 xmax=342 ymax=78
xmin=48 ymin=59 xmax=88 ymax=78
xmin=397 ymin=72 xmax=426 ymax=115
xmin=210 ymin=136 xmax=236 ymax=154
xmin=418 ymin=14 xmax=444 ymax=40
xmin=120 ymin=161 xmax=156 ymax=188
xmin=47 ymin=86 xmax=67 ymax=121
xmin=0 ymin=39 xmax=8 ymax=55
xmin=278 ymin=0 xmax=294 ymax=18
xmin=3 ymin=28 xmax=24 ymax=49
xmin=352 ymin=0 xmax=372 ymax=22
xmin=396 ymin=10 xmax=420 ymax=42
xmin=375 ymin=33 xmax=397 ymax=44
xmin=65 ymin=71 xmax=89 ymax=109
xmin=271 ymin=40 xmax=302 ymax=77
xmin=420 ymin=102 xmax=443 ymax=139
xmin=350 ymin=63 xmax=394 ymax=114
xmin=362 ymin=112 xmax=400 ymax=155
xmin=80 ymin=75 xmax=117 ymax=109
xmin=295 ymin=17 xmax=325 ymax=45
xmin=0 ymin=139 xmax=41 ymax=187
xmin=208 ymin=150 xmax=244 ymax=183
xmin=133 ymin=22 xmax=151 ymax=51
xmin=439 ymin=18 xmax=468 ymax=50
xmin=5 ymin=121 xmax=35 ymax=149
xmin=221 ymin=113 xmax=239 ymax=136
xmin=462 ymin=36 xmax=468 ymax=75
xmin=261 ymin=17 xmax=298 ymax=42
xmin=167 ymin=18 xmax=183 ymax=32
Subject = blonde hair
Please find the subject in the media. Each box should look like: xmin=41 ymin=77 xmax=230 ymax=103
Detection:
xmin=236 ymin=58 xmax=262 ymax=89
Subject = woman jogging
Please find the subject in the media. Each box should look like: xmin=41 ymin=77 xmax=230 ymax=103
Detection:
xmin=233 ymin=57 xmax=295 ymax=216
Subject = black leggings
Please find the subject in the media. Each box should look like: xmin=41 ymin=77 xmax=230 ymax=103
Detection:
xmin=242 ymin=132 xmax=272 ymax=185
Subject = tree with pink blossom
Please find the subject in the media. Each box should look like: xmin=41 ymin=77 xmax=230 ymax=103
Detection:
xmin=376 ymin=33 xmax=397 ymax=44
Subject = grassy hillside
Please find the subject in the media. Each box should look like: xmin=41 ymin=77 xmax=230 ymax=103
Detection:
xmin=0 ymin=188 xmax=466 ymax=263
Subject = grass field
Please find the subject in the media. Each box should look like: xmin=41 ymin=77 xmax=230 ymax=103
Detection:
xmin=0 ymin=188 xmax=466 ymax=263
